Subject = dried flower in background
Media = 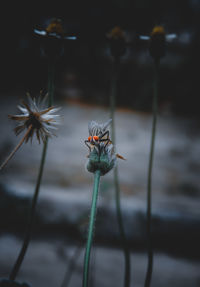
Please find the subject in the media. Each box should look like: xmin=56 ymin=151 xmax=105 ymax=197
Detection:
xmin=34 ymin=18 xmax=76 ymax=40
xmin=34 ymin=18 xmax=77 ymax=59
xmin=140 ymin=25 xmax=177 ymax=60
xmin=107 ymin=26 xmax=127 ymax=59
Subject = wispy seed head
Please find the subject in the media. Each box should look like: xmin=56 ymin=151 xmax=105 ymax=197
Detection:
xmin=9 ymin=93 xmax=61 ymax=144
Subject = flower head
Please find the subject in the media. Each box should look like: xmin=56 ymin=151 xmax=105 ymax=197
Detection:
xmin=9 ymin=93 xmax=60 ymax=144
xmin=34 ymin=18 xmax=77 ymax=59
xmin=107 ymin=26 xmax=125 ymax=40
xmin=150 ymin=25 xmax=165 ymax=37
xmin=140 ymin=25 xmax=177 ymax=60
xmin=107 ymin=26 xmax=127 ymax=59
xmin=85 ymin=119 xmax=116 ymax=175
xmin=34 ymin=18 xmax=77 ymax=40
xmin=46 ymin=18 xmax=65 ymax=36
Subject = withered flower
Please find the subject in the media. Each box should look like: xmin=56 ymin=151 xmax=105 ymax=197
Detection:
xmin=9 ymin=93 xmax=60 ymax=143
xmin=34 ymin=18 xmax=76 ymax=59
xmin=85 ymin=119 xmax=124 ymax=175
xmin=0 ymin=93 xmax=60 ymax=170
xmin=34 ymin=18 xmax=76 ymax=40
xmin=140 ymin=25 xmax=177 ymax=60
xmin=107 ymin=26 xmax=127 ymax=59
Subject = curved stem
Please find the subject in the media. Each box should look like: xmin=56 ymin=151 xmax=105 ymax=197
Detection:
xmin=144 ymin=59 xmax=159 ymax=287
xmin=9 ymin=61 xmax=55 ymax=281
xmin=82 ymin=170 xmax=101 ymax=287
xmin=110 ymin=57 xmax=130 ymax=287
xmin=0 ymin=125 xmax=32 ymax=171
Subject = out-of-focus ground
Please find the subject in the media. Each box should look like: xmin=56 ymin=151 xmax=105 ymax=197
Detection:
xmin=0 ymin=93 xmax=200 ymax=286
xmin=0 ymin=236 xmax=200 ymax=287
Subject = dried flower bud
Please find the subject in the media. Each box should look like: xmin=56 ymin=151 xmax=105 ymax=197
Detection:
xmin=140 ymin=25 xmax=177 ymax=61
xmin=34 ymin=18 xmax=76 ymax=59
xmin=149 ymin=26 xmax=166 ymax=60
xmin=107 ymin=26 xmax=127 ymax=59
xmin=87 ymin=142 xmax=116 ymax=176
xmin=45 ymin=18 xmax=65 ymax=36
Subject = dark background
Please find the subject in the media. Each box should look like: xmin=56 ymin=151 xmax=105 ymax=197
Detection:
xmin=0 ymin=0 xmax=200 ymax=116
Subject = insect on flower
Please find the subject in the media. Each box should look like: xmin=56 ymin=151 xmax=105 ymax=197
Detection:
xmin=85 ymin=119 xmax=112 ymax=153
xmin=85 ymin=119 xmax=125 ymax=175
xmin=139 ymin=25 xmax=177 ymax=60
xmin=0 ymin=93 xmax=60 ymax=170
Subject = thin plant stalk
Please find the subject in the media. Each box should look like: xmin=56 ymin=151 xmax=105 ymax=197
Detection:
xmin=110 ymin=57 xmax=130 ymax=287
xmin=48 ymin=60 xmax=55 ymax=106
xmin=9 ymin=139 xmax=48 ymax=280
xmin=0 ymin=125 xmax=32 ymax=171
xmin=9 ymin=61 xmax=55 ymax=281
xmin=82 ymin=170 xmax=101 ymax=287
xmin=144 ymin=59 xmax=159 ymax=287
xmin=89 ymin=246 xmax=96 ymax=287
xmin=60 ymin=243 xmax=83 ymax=287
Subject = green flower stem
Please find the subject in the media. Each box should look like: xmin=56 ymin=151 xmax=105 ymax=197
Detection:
xmin=144 ymin=59 xmax=159 ymax=287
xmin=82 ymin=170 xmax=101 ymax=287
xmin=110 ymin=57 xmax=130 ymax=287
xmin=9 ymin=61 xmax=55 ymax=281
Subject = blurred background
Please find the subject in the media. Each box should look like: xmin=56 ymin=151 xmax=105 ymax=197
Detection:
xmin=0 ymin=1 xmax=200 ymax=286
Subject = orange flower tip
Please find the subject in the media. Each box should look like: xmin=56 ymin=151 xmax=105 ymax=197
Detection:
xmin=151 ymin=26 xmax=166 ymax=36
xmin=46 ymin=18 xmax=65 ymax=35
xmin=108 ymin=26 xmax=125 ymax=40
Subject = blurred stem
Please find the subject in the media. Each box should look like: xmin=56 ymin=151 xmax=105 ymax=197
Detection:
xmin=144 ymin=59 xmax=159 ymax=287
xmin=0 ymin=125 xmax=32 ymax=171
xmin=82 ymin=170 xmax=101 ymax=287
xmin=110 ymin=57 xmax=130 ymax=287
xmin=48 ymin=60 xmax=55 ymax=106
xmin=9 ymin=138 xmax=48 ymax=281
xmin=60 ymin=243 xmax=82 ymax=287
xmin=9 ymin=60 xmax=55 ymax=281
